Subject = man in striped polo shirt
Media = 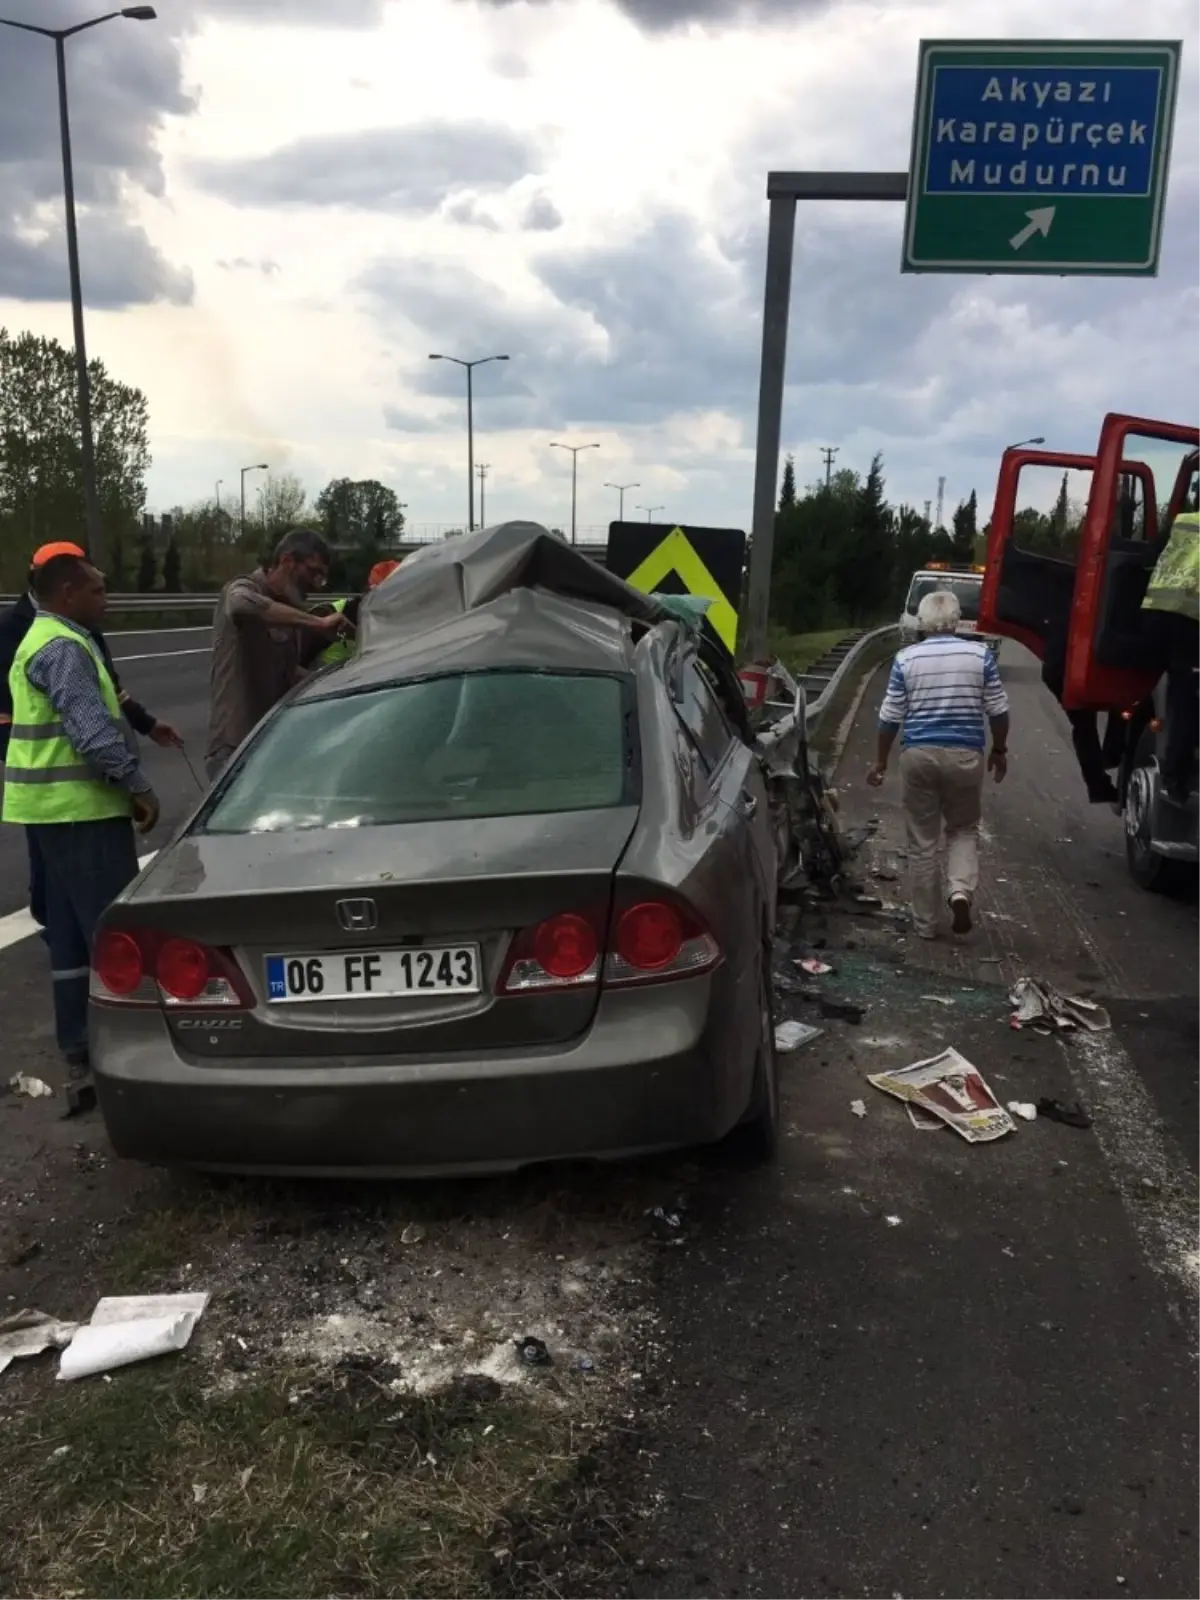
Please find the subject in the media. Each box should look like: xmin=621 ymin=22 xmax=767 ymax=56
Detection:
xmin=867 ymin=589 xmax=1010 ymax=939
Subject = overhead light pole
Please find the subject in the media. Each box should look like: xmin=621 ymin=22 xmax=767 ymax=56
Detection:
xmin=549 ymin=441 xmax=600 ymax=544
xmin=215 ymin=479 xmax=223 ymax=514
xmin=428 ymin=353 xmax=509 ymax=532
xmin=605 ymin=481 xmax=640 ymax=522
xmin=476 ymin=463 xmax=490 ymax=528
xmin=637 ymin=504 xmax=664 ymax=524
xmin=1008 ymin=435 xmax=1046 ymax=449
xmin=240 ymin=462 xmax=267 ymax=539
xmin=0 ymin=6 xmax=158 ymax=570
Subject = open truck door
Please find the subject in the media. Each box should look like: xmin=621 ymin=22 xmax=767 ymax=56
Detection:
xmin=979 ymin=446 xmax=1112 ymax=664
xmin=1065 ymin=415 xmax=1199 ymax=712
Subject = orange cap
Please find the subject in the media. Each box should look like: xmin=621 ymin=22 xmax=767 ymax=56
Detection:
xmin=31 ymin=541 xmax=86 ymax=567
xmin=368 ymin=559 xmax=401 ymax=589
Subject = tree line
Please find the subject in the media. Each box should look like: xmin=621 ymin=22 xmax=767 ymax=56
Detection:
xmin=0 ymin=327 xmax=407 ymax=593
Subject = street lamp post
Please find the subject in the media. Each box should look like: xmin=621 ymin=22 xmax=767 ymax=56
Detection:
xmin=0 ymin=7 xmax=158 ymax=570
xmin=476 ymin=464 xmax=490 ymax=528
xmin=604 ymin=481 xmax=640 ymax=522
xmin=549 ymin=441 xmax=600 ymax=544
xmin=637 ymin=504 xmax=664 ymax=524
xmin=1008 ymin=435 xmax=1046 ymax=450
xmin=428 ymin=353 xmax=509 ymax=532
xmin=215 ymin=479 xmax=223 ymax=514
xmin=240 ymin=463 xmax=268 ymax=540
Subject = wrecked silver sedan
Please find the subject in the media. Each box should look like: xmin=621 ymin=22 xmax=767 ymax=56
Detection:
xmin=89 ymin=523 xmax=784 ymax=1176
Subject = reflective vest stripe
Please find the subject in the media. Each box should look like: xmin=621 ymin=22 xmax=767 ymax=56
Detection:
xmin=315 ymin=598 xmax=353 ymax=668
xmin=1143 ymin=511 xmax=1199 ymax=621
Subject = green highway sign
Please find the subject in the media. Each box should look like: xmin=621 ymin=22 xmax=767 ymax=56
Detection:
xmin=902 ymin=40 xmax=1181 ymax=275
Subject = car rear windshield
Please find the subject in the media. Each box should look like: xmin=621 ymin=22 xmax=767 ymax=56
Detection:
xmin=202 ymin=670 xmax=633 ymax=833
xmin=905 ymin=576 xmax=981 ymax=621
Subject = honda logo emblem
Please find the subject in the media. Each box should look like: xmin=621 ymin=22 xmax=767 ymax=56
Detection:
xmin=335 ymin=898 xmax=378 ymax=933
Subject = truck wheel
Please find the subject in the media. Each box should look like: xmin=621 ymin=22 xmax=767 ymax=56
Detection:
xmin=1124 ymin=729 xmax=1196 ymax=897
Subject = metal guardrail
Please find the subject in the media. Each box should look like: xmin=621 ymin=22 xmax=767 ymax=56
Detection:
xmin=803 ymin=624 xmax=898 ymax=733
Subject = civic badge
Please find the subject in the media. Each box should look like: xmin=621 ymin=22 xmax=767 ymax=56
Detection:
xmin=335 ymin=897 xmax=378 ymax=933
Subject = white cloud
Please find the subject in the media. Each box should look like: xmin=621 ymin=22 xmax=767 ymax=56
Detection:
xmin=0 ymin=0 xmax=1192 ymax=536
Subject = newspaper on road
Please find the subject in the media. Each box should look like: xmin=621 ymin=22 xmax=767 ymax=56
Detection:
xmin=868 ymin=1047 xmax=1016 ymax=1143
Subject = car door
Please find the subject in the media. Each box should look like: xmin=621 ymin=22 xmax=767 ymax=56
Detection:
xmin=1064 ymin=417 xmax=1199 ymax=712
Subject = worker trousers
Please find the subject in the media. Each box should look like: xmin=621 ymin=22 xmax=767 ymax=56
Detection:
xmin=899 ymin=746 xmax=984 ymax=938
xmin=28 ymin=818 xmax=140 ymax=1064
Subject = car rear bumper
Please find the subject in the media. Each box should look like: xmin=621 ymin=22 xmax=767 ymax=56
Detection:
xmin=90 ymin=978 xmax=748 ymax=1176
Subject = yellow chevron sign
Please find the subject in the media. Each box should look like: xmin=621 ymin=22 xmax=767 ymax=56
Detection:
xmin=623 ymin=526 xmax=740 ymax=653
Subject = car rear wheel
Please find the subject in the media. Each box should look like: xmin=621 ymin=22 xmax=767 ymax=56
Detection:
xmin=720 ymin=950 xmax=779 ymax=1165
xmin=1124 ymin=728 xmax=1196 ymax=898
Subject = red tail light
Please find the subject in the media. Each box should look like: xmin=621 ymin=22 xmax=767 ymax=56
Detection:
xmin=90 ymin=927 xmax=253 ymax=1009
xmin=498 ymin=896 xmax=719 ymax=995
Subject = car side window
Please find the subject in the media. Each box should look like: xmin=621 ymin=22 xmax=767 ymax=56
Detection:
xmin=676 ymin=656 xmax=734 ymax=773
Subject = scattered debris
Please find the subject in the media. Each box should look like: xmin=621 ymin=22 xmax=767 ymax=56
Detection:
xmin=1007 ymin=1101 xmax=1038 ymax=1122
xmin=58 ymin=1292 xmax=209 ymax=1383
xmin=1009 ymin=977 xmax=1111 ymax=1034
xmin=850 ymin=1099 xmax=867 ymax=1119
xmin=192 ymin=1483 xmax=209 ymax=1506
xmin=871 ymin=865 xmax=899 ymax=882
xmin=797 ymin=957 xmax=835 ymax=977
xmin=515 ymin=1336 xmax=551 ymax=1368
xmin=1036 ymin=1097 xmax=1093 ymax=1130
xmin=775 ymin=1020 xmax=823 ymax=1051
xmin=920 ymin=995 xmax=956 ymax=1008
xmin=819 ymin=997 xmax=866 ymax=1025
xmin=0 ymin=1310 xmax=80 ymax=1377
xmin=400 ymin=1223 xmax=427 ymax=1245
xmin=8 ymin=1074 xmax=53 ymax=1099
xmin=884 ymin=1215 xmax=902 ymax=1227
xmin=645 ymin=1204 xmax=686 ymax=1244
xmin=574 ymin=1355 xmax=596 ymax=1374
xmin=855 ymin=893 xmax=884 ymax=908
xmin=868 ymin=1047 xmax=1016 ymax=1143
xmin=6 ymin=1239 xmax=42 ymax=1268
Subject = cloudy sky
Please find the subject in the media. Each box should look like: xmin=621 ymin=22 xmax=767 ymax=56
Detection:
xmin=0 ymin=0 xmax=1195 ymax=537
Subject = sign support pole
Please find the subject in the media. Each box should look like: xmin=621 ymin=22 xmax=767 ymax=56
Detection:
xmin=743 ymin=171 xmax=908 ymax=664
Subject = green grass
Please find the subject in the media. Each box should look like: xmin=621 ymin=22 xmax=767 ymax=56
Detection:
xmin=0 ymin=1360 xmax=591 ymax=1599
xmin=766 ymin=627 xmax=852 ymax=675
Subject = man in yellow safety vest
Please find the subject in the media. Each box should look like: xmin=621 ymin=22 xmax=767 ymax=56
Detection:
xmin=308 ymin=558 xmax=402 ymax=671
xmin=2 ymin=552 xmax=159 ymax=1072
xmin=1141 ymin=505 xmax=1199 ymax=803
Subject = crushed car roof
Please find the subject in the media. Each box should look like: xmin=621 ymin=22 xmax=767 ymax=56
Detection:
xmin=304 ymin=521 xmax=670 ymax=695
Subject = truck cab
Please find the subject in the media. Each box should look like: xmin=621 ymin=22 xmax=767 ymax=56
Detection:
xmin=899 ymin=563 xmax=1001 ymax=654
xmin=980 ymin=414 xmax=1198 ymax=894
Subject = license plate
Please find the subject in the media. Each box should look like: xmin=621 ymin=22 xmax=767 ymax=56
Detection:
xmin=265 ymin=946 xmax=481 ymax=1003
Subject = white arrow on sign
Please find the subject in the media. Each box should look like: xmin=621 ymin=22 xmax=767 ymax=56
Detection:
xmin=1009 ymin=205 xmax=1056 ymax=252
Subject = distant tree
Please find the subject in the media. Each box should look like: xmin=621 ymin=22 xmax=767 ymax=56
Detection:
xmin=315 ymin=477 xmax=406 ymax=587
xmin=778 ymin=452 xmax=797 ymax=511
xmin=1052 ymin=472 xmax=1070 ymax=537
xmin=951 ymin=489 xmax=978 ymax=562
xmin=135 ymin=536 xmax=157 ymax=593
xmin=162 ymin=536 xmax=182 ymax=592
xmin=259 ymin=471 xmax=310 ymax=541
xmin=108 ymin=533 xmax=128 ymax=590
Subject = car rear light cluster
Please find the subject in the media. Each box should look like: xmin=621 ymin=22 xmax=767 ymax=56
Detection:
xmin=499 ymin=897 xmax=719 ymax=994
xmin=90 ymin=927 xmax=253 ymax=1008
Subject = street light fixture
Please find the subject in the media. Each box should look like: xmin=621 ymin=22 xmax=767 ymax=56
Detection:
xmin=240 ymin=463 xmax=268 ymax=539
xmin=604 ymin=481 xmax=640 ymax=522
xmin=1008 ymin=436 xmax=1046 ymax=449
xmin=428 ymin=353 xmax=509 ymax=531
xmin=549 ymin=441 xmax=600 ymax=544
xmin=637 ymin=504 xmax=664 ymax=524
xmin=0 ymin=6 xmax=158 ymax=568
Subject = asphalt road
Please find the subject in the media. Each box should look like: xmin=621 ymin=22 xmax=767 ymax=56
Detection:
xmin=630 ymin=645 xmax=1198 ymax=1600
xmin=0 ymin=625 xmax=213 ymax=919
xmin=0 ymin=632 xmax=1194 ymax=1599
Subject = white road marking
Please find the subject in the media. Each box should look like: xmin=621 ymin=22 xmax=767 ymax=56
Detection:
xmin=110 ymin=626 xmax=212 ymax=639
xmin=0 ymin=851 xmax=157 ymax=956
xmin=1065 ymin=1029 xmax=1199 ymax=1317
xmin=110 ymin=646 xmax=211 ymax=664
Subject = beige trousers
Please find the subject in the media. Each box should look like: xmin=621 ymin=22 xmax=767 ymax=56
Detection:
xmin=899 ymin=746 xmax=984 ymax=936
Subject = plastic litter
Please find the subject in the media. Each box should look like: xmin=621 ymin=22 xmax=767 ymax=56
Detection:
xmin=819 ymin=997 xmax=866 ymax=1025
xmin=400 ymin=1223 xmax=427 ymax=1245
xmin=920 ymin=995 xmax=955 ymax=1007
xmin=515 ymin=1336 xmax=551 ymax=1367
xmin=797 ymin=958 xmax=834 ymax=977
xmin=1008 ymin=977 xmax=1111 ymax=1034
xmin=58 ymin=1292 xmax=209 ymax=1383
xmin=774 ymin=1020 xmax=823 ymax=1051
xmin=0 ymin=1310 xmax=80 ymax=1377
xmin=850 ymin=1099 xmax=867 ymax=1119
xmin=1007 ymin=1101 xmax=1038 ymax=1122
xmin=8 ymin=1073 xmax=53 ymax=1099
xmin=1037 ymin=1097 xmax=1093 ymax=1130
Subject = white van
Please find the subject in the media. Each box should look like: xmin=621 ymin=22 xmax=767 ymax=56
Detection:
xmin=899 ymin=564 xmax=1001 ymax=655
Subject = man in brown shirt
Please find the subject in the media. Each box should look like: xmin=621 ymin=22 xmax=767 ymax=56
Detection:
xmin=206 ymin=528 xmax=348 ymax=780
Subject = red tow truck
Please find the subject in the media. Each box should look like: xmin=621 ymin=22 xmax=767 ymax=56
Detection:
xmin=980 ymin=413 xmax=1199 ymax=895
